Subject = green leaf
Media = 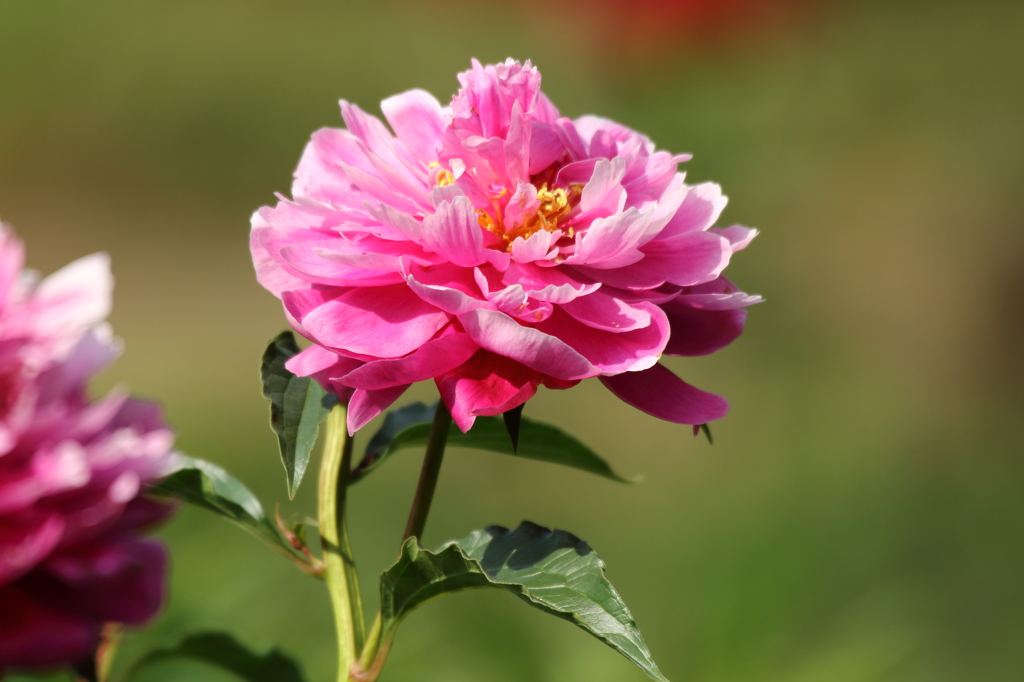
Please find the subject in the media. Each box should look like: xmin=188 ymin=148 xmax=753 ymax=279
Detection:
xmin=124 ymin=632 xmax=306 ymax=682
xmin=379 ymin=522 xmax=668 ymax=682
xmin=261 ymin=331 xmax=338 ymax=499
xmin=149 ymin=455 xmax=315 ymax=571
xmin=350 ymin=402 xmax=629 ymax=484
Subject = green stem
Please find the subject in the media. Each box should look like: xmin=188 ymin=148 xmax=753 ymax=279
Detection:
xmin=402 ymin=403 xmax=453 ymax=542
xmin=319 ymin=404 xmax=365 ymax=681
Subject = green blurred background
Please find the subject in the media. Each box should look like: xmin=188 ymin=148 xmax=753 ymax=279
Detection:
xmin=2 ymin=0 xmax=1023 ymax=680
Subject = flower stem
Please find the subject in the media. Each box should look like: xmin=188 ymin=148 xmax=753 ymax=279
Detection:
xmin=319 ymin=404 xmax=365 ymax=681
xmin=402 ymin=402 xmax=452 ymax=543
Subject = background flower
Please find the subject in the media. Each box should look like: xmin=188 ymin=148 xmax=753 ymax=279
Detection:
xmin=0 ymin=222 xmax=176 ymax=670
xmin=252 ymin=60 xmax=759 ymax=433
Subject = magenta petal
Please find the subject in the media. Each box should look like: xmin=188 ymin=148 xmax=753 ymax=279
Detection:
xmin=0 ymin=588 xmax=97 ymax=667
xmin=301 ymin=284 xmax=450 ymax=358
xmin=534 ymin=307 xmax=668 ymax=374
xmin=340 ymin=332 xmax=479 ymax=390
xmin=458 ymin=308 xmax=596 ymax=381
xmin=600 ymin=363 xmax=728 ymax=424
xmin=436 ymin=350 xmax=540 ymax=432
xmin=36 ymin=539 xmax=167 ymax=625
xmin=561 ymin=290 xmax=653 ymax=332
xmin=662 ymin=299 xmax=747 ymax=356
xmin=347 ymin=384 xmax=410 ymax=434
xmin=0 ymin=515 xmax=64 ymax=586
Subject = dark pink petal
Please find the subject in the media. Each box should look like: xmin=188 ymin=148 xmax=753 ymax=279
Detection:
xmin=301 ymin=284 xmax=451 ymax=358
xmin=403 ymin=262 xmax=490 ymax=315
xmin=347 ymin=384 xmax=410 ymax=435
xmin=600 ymin=363 xmax=728 ymax=425
xmin=561 ymin=290 xmax=653 ymax=332
xmin=436 ymin=351 xmax=540 ymax=432
xmin=340 ymin=332 xmax=479 ymax=390
xmin=0 ymin=515 xmax=64 ymax=586
xmin=662 ymin=299 xmax=747 ymax=356
xmin=0 ymin=588 xmax=97 ymax=667
xmin=534 ymin=306 xmax=668 ymax=374
xmin=34 ymin=539 xmax=167 ymax=624
xmin=457 ymin=308 xmax=596 ymax=380
xmin=674 ymin=276 xmax=764 ymax=310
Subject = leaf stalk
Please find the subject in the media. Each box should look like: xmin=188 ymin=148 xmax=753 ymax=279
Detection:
xmin=318 ymin=404 xmax=365 ymax=682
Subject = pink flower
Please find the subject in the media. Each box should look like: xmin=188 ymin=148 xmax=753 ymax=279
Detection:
xmin=0 ymin=222 xmax=176 ymax=670
xmin=251 ymin=60 xmax=761 ymax=434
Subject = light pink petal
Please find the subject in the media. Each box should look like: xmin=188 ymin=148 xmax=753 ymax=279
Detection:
xmin=577 ymin=230 xmax=730 ymax=290
xmin=300 ymin=284 xmax=450 ymax=358
xmin=250 ymin=223 xmax=308 ymax=297
xmin=600 ymin=363 xmax=728 ymax=425
xmin=457 ymin=308 xmax=596 ymax=380
xmin=380 ymin=89 xmax=446 ymax=162
xmin=347 ymin=384 xmax=411 ymax=435
xmin=510 ymin=229 xmax=557 ymax=264
xmin=340 ymin=332 xmax=479 ymax=390
xmin=567 ymin=208 xmax=652 ymax=268
xmin=711 ymin=225 xmax=758 ymax=253
xmin=421 ymin=196 xmax=509 ymax=270
xmin=659 ymin=182 xmax=728 ymax=240
xmin=579 ymin=158 xmax=627 ymax=217
xmin=503 ymin=181 xmax=540 ymax=233
xmin=32 ymin=252 xmax=113 ymax=356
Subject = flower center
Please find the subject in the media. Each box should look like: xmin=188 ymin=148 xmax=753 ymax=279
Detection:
xmin=477 ymin=183 xmax=582 ymax=251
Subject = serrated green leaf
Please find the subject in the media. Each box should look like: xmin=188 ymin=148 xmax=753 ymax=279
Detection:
xmin=149 ymin=455 xmax=313 ymax=570
xmin=123 ymin=632 xmax=306 ymax=682
xmin=350 ymin=402 xmax=629 ymax=484
xmin=379 ymin=522 xmax=668 ymax=682
xmin=261 ymin=331 xmax=337 ymax=499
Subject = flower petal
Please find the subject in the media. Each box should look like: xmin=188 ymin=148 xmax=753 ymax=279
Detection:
xmin=300 ymin=284 xmax=451 ymax=358
xmin=340 ymin=332 xmax=479 ymax=390
xmin=347 ymin=384 xmax=411 ymax=435
xmin=600 ymin=363 xmax=728 ymax=424
xmin=457 ymin=308 xmax=596 ymax=380
xmin=436 ymin=350 xmax=540 ymax=432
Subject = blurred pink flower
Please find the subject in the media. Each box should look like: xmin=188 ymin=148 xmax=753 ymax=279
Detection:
xmin=0 ymin=222 xmax=176 ymax=670
xmin=252 ymin=60 xmax=760 ymax=434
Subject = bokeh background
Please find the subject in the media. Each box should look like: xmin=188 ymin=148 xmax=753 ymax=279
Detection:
xmin=3 ymin=0 xmax=1023 ymax=680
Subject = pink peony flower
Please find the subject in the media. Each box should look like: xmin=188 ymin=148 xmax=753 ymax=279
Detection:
xmin=0 ymin=222 xmax=176 ymax=670
xmin=251 ymin=59 xmax=761 ymax=434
